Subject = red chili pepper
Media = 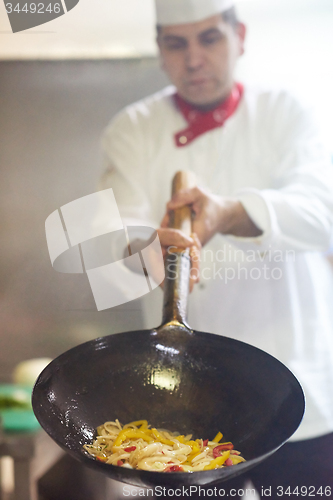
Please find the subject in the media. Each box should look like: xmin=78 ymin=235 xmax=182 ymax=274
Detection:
xmin=213 ymin=443 xmax=234 ymax=458
xmin=164 ymin=465 xmax=183 ymax=472
xmin=124 ymin=446 xmax=136 ymax=452
xmin=225 ymin=458 xmax=233 ymax=466
xmin=203 ymin=439 xmax=209 ymax=447
xmin=117 ymin=460 xmax=124 ymax=466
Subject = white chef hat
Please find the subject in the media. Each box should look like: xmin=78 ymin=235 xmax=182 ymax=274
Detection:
xmin=155 ymin=0 xmax=235 ymax=26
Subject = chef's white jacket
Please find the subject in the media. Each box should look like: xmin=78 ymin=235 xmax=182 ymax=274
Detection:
xmin=101 ymin=85 xmax=333 ymax=441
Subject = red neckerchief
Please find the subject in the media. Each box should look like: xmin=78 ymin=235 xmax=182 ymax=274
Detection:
xmin=174 ymin=82 xmax=244 ymax=147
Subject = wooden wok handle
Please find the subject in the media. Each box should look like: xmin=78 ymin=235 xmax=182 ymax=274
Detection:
xmin=170 ymin=170 xmax=196 ymax=239
xmin=161 ymin=171 xmax=196 ymax=329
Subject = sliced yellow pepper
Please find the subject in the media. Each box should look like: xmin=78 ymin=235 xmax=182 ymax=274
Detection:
xmin=186 ymin=440 xmax=201 ymax=451
xmin=182 ymin=440 xmax=202 ymax=464
xmin=125 ymin=420 xmax=149 ymax=429
xmin=230 ymin=455 xmax=245 ymax=465
xmin=151 ymin=428 xmax=174 ymax=446
xmin=185 ymin=449 xmax=202 ymax=464
xmin=212 ymin=431 xmax=223 ymax=443
xmin=113 ymin=429 xmax=152 ymax=448
xmin=203 ymin=450 xmax=230 ymax=470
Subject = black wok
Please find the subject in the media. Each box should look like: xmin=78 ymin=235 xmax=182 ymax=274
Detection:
xmin=32 ymin=172 xmax=305 ymax=488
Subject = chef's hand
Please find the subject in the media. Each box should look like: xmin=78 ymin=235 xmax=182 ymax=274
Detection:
xmin=165 ymin=187 xmax=262 ymax=246
xmin=157 ymin=228 xmax=201 ymax=292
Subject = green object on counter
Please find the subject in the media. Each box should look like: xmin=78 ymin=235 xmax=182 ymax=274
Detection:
xmin=0 ymin=384 xmax=40 ymax=432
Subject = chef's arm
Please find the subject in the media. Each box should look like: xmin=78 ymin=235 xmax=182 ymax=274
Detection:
xmin=165 ymin=177 xmax=333 ymax=253
xmin=229 ymin=102 xmax=333 ymax=253
xmin=231 ymin=178 xmax=333 ymax=252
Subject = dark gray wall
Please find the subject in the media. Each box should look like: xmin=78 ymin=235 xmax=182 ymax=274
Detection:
xmin=0 ymin=59 xmax=168 ymax=379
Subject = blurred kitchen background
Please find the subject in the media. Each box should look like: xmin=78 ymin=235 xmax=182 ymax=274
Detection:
xmin=0 ymin=0 xmax=333 ymax=498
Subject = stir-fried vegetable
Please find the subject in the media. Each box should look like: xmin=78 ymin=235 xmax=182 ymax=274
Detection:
xmin=83 ymin=419 xmax=246 ymax=472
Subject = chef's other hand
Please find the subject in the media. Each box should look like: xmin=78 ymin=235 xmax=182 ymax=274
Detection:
xmin=157 ymin=228 xmax=201 ymax=292
xmin=166 ymin=187 xmax=262 ymax=246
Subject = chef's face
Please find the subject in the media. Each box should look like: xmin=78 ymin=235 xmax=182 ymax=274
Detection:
xmin=157 ymin=14 xmax=245 ymax=108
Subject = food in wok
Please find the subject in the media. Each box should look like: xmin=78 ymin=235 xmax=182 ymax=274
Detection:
xmin=83 ymin=419 xmax=245 ymax=472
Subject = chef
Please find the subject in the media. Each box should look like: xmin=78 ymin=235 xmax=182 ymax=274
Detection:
xmin=101 ymin=0 xmax=333 ymax=497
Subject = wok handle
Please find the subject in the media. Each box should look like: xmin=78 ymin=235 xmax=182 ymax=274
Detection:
xmin=170 ymin=171 xmax=196 ymax=240
xmin=161 ymin=171 xmax=196 ymax=329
